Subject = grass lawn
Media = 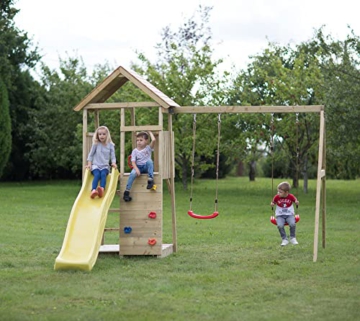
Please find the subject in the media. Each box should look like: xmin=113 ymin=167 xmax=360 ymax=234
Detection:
xmin=0 ymin=177 xmax=359 ymax=321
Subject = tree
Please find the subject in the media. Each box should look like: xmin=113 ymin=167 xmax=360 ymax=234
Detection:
xmin=0 ymin=78 xmax=11 ymax=178
xmin=0 ymin=0 xmax=41 ymax=180
xmin=228 ymin=42 xmax=324 ymax=190
xmin=301 ymin=28 xmax=360 ymax=179
xmin=132 ymin=6 xmax=230 ymax=189
xmin=27 ymin=57 xmax=92 ymax=179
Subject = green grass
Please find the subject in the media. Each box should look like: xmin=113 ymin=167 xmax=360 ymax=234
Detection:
xmin=0 ymin=177 xmax=359 ymax=321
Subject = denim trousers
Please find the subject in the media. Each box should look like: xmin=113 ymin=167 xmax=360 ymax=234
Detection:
xmin=276 ymin=215 xmax=296 ymax=239
xmin=91 ymin=168 xmax=109 ymax=190
xmin=126 ymin=160 xmax=153 ymax=191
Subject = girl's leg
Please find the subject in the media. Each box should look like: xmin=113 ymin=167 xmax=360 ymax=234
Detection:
xmin=92 ymin=169 xmax=101 ymax=190
xmin=99 ymin=169 xmax=109 ymax=189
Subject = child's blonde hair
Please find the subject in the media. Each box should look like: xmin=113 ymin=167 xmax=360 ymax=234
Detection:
xmin=93 ymin=126 xmax=114 ymax=145
xmin=277 ymin=181 xmax=291 ymax=192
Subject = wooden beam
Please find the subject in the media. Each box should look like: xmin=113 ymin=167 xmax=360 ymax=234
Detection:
xmin=120 ymin=125 xmax=163 ymax=132
xmin=86 ymin=102 xmax=159 ymax=110
xmin=169 ymin=105 xmax=324 ymax=114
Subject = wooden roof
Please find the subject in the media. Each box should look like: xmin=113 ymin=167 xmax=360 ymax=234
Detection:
xmin=73 ymin=66 xmax=180 ymax=111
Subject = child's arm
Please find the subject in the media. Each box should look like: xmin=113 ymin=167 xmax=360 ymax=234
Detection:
xmin=148 ymin=131 xmax=156 ymax=149
xmin=270 ymin=194 xmax=278 ymax=206
xmin=291 ymin=194 xmax=299 ymax=206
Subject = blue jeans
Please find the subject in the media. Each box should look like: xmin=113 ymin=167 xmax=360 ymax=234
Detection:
xmin=91 ymin=168 xmax=109 ymax=190
xmin=276 ymin=215 xmax=296 ymax=239
xmin=126 ymin=160 xmax=153 ymax=191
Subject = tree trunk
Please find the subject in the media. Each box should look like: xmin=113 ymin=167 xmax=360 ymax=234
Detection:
xmin=249 ymin=161 xmax=256 ymax=181
xmin=303 ymin=154 xmax=308 ymax=194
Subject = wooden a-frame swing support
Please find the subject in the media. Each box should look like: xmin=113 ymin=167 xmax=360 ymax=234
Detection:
xmin=168 ymin=105 xmax=326 ymax=262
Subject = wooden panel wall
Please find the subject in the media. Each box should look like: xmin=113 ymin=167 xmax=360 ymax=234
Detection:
xmin=119 ymin=174 xmax=163 ymax=255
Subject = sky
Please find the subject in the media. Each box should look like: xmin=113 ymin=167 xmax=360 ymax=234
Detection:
xmin=14 ymin=0 xmax=360 ymax=75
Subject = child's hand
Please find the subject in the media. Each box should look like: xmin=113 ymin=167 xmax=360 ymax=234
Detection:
xmin=295 ymin=200 xmax=299 ymax=205
xmin=111 ymin=163 xmax=117 ymax=168
xmin=270 ymin=202 xmax=274 ymax=206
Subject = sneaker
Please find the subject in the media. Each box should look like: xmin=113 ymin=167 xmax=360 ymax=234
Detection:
xmin=281 ymin=239 xmax=289 ymax=246
xmin=90 ymin=189 xmax=98 ymax=199
xmin=97 ymin=186 xmax=104 ymax=198
xmin=290 ymin=238 xmax=299 ymax=245
xmin=123 ymin=190 xmax=132 ymax=202
xmin=146 ymin=179 xmax=154 ymax=190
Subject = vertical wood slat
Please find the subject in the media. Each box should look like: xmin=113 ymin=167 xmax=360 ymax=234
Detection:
xmin=82 ymin=110 xmax=88 ymax=180
xmin=168 ymin=114 xmax=177 ymax=252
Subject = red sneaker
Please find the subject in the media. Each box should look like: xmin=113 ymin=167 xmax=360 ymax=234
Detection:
xmin=97 ymin=186 xmax=104 ymax=198
xmin=90 ymin=189 xmax=98 ymax=199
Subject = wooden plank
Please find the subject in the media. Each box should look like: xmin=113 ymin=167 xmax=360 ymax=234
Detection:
xmin=322 ymin=117 xmax=327 ymax=250
xmin=168 ymin=114 xmax=177 ymax=252
xmin=82 ymin=110 xmax=88 ymax=180
xmin=313 ymin=110 xmax=325 ymax=262
xmin=169 ymin=105 xmax=324 ymax=114
xmin=120 ymin=236 xmax=162 ymax=255
xmin=120 ymin=125 xmax=163 ymax=132
xmin=86 ymin=102 xmax=159 ymax=110
xmin=158 ymin=244 xmax=173 ymax=258
xmin=99 ymin=244 xmax=173 ymax=256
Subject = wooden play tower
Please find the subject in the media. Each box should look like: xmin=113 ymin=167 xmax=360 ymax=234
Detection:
xmin=73 ymin=66 xmax=179 ymax=258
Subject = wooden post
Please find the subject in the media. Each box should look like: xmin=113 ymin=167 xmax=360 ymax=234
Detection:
xmin=313 ymin=110 xmax=325 ymax=262
xmin=168 ymin=113 xmax=177 ymax=252
xmin=82 ymin=109 xmax=88 ymax=180
xmin=322 ymin=114 xmax=327 ymax=249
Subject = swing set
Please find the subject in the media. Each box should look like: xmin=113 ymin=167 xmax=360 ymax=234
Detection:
xmin=175 ymin=105 xmax=326 ymax=262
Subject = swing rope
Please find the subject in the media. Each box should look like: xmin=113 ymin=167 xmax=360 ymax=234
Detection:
xmin=270 ymin=113 xmax=300 ymax=225
xmin=188 ymin=114 xmax=220 ymax=219
xmin=189 ymin=114 xmax=197 ymax=212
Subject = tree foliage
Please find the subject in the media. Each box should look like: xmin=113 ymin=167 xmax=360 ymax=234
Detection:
xmin=0 ymin=0 xmax=41 ymax=180
xmin=228 ymin=42 xmax=324 ymax=189
xmin=301 ymin=28 xmax=360 ymax=179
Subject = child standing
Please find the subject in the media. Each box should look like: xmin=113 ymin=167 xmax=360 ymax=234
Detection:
xmin=123 ymin=131 xmax=156 ymax=202
xmin=86 ymin=126 xmax=117 ymax=199
xmin=270 ymin=181 xmax=299 ymax=246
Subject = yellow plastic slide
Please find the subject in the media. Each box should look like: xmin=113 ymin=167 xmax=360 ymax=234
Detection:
xmin=54 ymin=168 xmax=120 ymax=271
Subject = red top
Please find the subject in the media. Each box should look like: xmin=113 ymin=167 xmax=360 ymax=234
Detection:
xmin=272 ymin=193 xmax=298 ymax=217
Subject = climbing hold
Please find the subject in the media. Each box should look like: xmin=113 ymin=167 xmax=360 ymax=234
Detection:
xmin=148 ymin=212 xmax=157 ymax=219
xmin=124 ymin=226 xmax=132 ymax=234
